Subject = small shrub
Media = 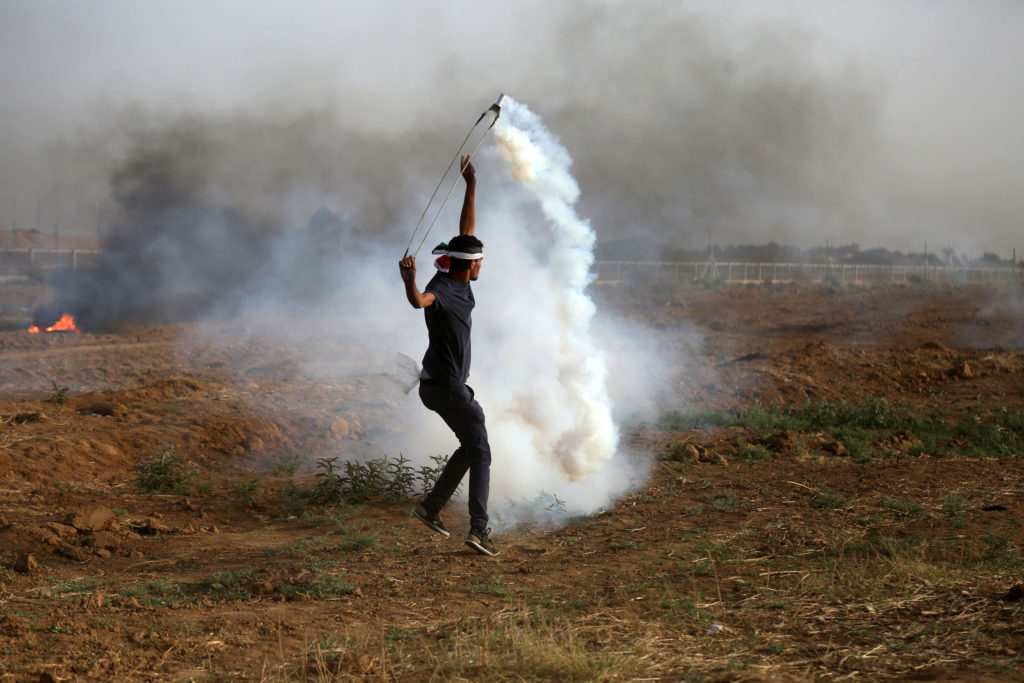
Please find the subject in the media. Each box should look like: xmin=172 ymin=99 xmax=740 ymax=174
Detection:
xmin=469 ymin=575 xmax=513 ymax=597
xmin=981 ymin=534 xmax=1019 ymax=568
xmin=121 ymin=579 xmax=184 ymax=607
xmin=610 ymin=540 xmax=643 ymax=550
xmin=272 ymin=454 xmax=302 ymax=476
xmin=835 ymin=429 xmax=872 ymax=463
xmin=657 ymin=409 xmax=735 ymax=431
xmin=737 ymin=442 xmax=770 ymax=465
xmin=197 ymin=571 xmax=260 ymax=602
xmin=334 ymin=524 xmax=380 ymax=552
xmin=228 ymin=479 xmax=262 ymax=508
xmin=276 ymin=557 xmax=355 ymax=598
xmin=942 ymin=494 xmax=969 ymax=517
xmin=707 ymin=489 xmax=742 ymax=512
xmin=47 ymin=380 xmax=69 ymax=404
xmin=882 ymin=497 xmax=923 ymax=517
xmin=416 ymin=455 xmax=452 ymax=497
xmin=501 ymin=490 xmax=568 ymax=529
xmin=311 ymin=456 xmax=347 ymax=504
xmin=668 ymin=442 xmax=692 ymax=461
xmin=133 ymin=446 xmax=198 ymax=493
xmin=312 ymin=454 xmax=451 ymax=505
xmin=812 ymin=488 xmax=849 ymax=509
xmin=278 ymin=480 xmax=308 ymax=517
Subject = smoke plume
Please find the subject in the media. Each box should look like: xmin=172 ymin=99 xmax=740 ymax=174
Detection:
xmin=484 ymin=98 xmax=618 ymax=483
xmin=4 ymin=1 xmax=1022 ymax=257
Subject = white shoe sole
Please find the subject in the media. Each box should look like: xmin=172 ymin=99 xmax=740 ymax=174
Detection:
xmin=413 ymin=507 xmax=450 ymax=538
xmin=465 ymin=538 xmax=500 ymax=557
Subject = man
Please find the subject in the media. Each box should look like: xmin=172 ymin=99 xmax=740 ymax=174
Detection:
xmin=398 ymin=156 xmax=499 ymax=557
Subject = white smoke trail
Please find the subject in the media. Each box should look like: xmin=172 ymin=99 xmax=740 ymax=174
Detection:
xmin=442 ymin=97 xmax=632 ymax=523
xmin=490 ymin=98 xmax=618 ymax=480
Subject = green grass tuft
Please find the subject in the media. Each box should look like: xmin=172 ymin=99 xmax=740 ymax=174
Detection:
xmin=133 ymin=446 xmax=199 ymax=494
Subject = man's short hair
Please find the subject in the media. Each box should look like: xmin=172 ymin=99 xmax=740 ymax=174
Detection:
xmin=447 ymin=234 xmax=483 ymax=272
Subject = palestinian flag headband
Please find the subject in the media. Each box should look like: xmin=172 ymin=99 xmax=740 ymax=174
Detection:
xmin=432 ymin=241 xmax=483 ymax=272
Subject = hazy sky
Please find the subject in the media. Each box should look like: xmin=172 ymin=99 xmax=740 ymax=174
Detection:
xmin=1 ymin=0 xmax=1022 ymax=255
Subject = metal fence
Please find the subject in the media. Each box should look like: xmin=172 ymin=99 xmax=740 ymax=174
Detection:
xmin=3 ymin=251 xmax=1020 ymax=285
xmin=0 ymin=247 xmax=101 ymax=275
xmin=594 ymin=261 xmax=1024 ymax=286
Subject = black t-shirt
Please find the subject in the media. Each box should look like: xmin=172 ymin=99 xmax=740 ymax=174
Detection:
xmin=422 ymin=272 xmax=474 ymax=385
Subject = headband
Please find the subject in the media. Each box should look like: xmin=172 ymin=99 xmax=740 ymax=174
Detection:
xmin=431 ymin=241 xmax=483 ymax=271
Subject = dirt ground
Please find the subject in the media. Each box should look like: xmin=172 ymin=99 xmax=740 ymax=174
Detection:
xmin=1 ymin=279 xmax=1023 ymax=681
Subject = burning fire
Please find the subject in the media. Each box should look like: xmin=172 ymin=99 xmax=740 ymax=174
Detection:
xmin=28 ymin=313 xmax=81 ymax=334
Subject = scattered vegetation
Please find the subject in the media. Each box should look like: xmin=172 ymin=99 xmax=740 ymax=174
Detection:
xmin=658 ymin=397 xmax=1024 ymax=461
xmin=882 ymin=497 xmax=924 ymax=517
xmin=496 ymin=491 xmax=568 ymax=530
xmin=132 ymin=445 xmax=199 ymax=493
xmin=197 ymin=567 xmax=260 ymax=602
xmin=227 ymin=478 xmax=262 ymax=508
xmin=120 ymin=579 xmax=185 ymax=607
xmin=941 ymin=494 xmax=970 ymax=518
xmin=278 ymin=478 xmax=309 ymax=517
xmin=468 ymin=575 xmax=515 ymax=598
xmin=736 ymin=442 xmax=770 ymax=464
xmin=333 ymin=522 xmax=380 ymax=552
xmin=311 ymin=453 xmax=450 ymax=505
xmin=706 ymin=489 xmax=743 ymax=512
xmin=47 ymin=380 xmax=69 ymax=404
xmin=811 ymin=488 xmax=849 ymax=509
xmin=274 ymin=552 xmax=355 ymax=600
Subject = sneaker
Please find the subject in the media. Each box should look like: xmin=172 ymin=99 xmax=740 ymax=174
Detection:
xmin=412 ymin=503 xmax=449 ymax=538
xmin=465 ymin=527 xmax=500 ymax=557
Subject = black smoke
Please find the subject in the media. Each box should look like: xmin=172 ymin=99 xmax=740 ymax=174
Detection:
xmin=39 ymin=121 xmax=356 ymax=330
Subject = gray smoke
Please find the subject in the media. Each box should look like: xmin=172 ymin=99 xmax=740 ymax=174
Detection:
xmin=38 ymin=109 xmax=443 ymax=328
xmin=3 ymin=1 xmax=1022 ymax=258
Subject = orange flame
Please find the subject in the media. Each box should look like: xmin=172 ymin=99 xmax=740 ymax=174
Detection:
xmin=28 ymin=313 xmax=80 ymax=334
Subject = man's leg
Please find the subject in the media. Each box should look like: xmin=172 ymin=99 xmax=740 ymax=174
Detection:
xmin=423 ymin=444 xmax=470 ymax=513
xmin=460 ymin=389 xmax=498 ymax=555
xmin=419 ymin=384 xmax=491 ymax=529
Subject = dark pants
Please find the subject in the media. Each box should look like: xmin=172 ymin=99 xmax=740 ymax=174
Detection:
xmin=419 ymin=382 xmax=491 ymax=531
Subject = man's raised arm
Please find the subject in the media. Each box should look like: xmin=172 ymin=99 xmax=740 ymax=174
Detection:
xmin=399 ymin=256 xmax=436 ymax=309
xmin=458 ymin=155 xmax=475 ymax=236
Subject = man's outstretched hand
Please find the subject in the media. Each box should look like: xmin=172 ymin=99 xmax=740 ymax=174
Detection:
xmin=461 ymin=155 xmax=475 ymax=184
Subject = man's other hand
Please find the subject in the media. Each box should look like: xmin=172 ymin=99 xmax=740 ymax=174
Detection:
xmin=399 ymin=256 xmax=417 ymax=283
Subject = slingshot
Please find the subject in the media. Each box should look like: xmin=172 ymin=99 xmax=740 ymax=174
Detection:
xmin=402 ymin=94 xmax=505 ymax=259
